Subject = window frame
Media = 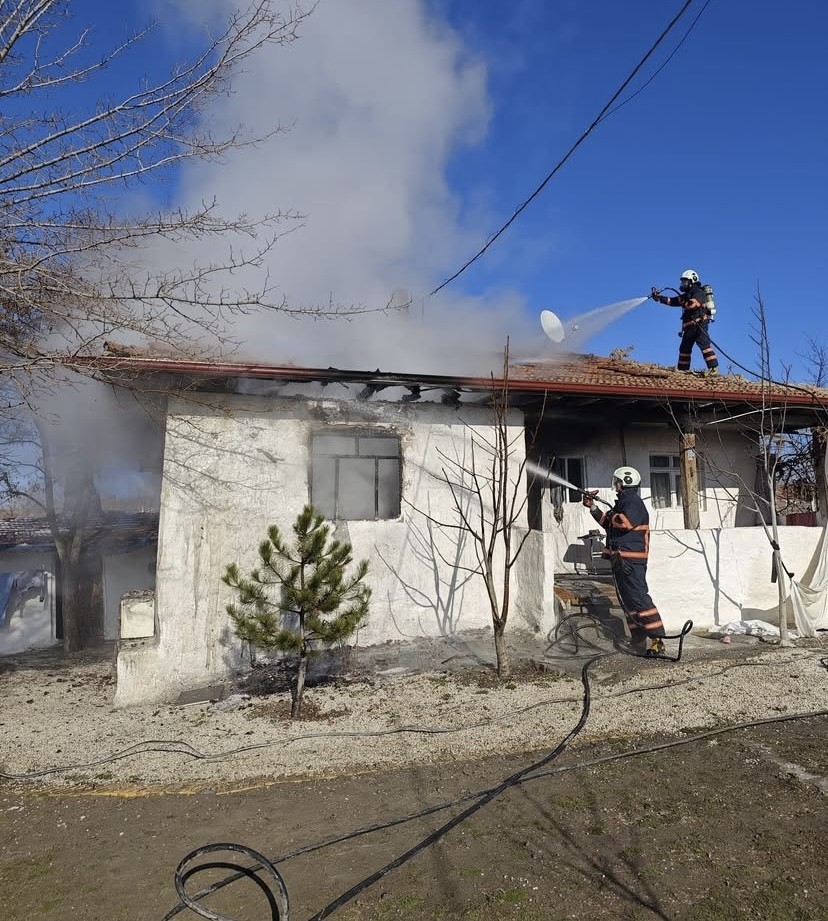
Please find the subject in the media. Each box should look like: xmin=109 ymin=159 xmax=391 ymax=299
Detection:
xmin=649 ymin=453 xmax=706 ymax=511
xmin=549 ymin=455 xmax=587 ymax=505
xmin=310 ymin=429 xmax=402 ymax=521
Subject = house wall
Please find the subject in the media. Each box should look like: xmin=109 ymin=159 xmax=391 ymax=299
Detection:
xmin=645 ymin=525 xmax=822 ymax=632
xmin=539 ymin=421 xmax=759 ymax=559
xmin=115 ymin=394 xmax=554 ymax=706
xmin=0 ymin=552 xmax=57 ymax=655
xmin=539 ymin=423 xmax=825 ymax=633
xmin=543 ymin=525 xmax=823 ymax=634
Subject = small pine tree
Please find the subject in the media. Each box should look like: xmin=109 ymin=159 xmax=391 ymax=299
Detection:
xmin=223 ymin=506 xmax=371 ymax=718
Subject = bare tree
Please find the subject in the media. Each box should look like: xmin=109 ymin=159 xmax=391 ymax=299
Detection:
xmin=0 ymin=375 xmax=165 ymax=650
xmin=0 ymin=1 xmax=390 ymax=650
xmin=413 ymin=343 xmax=536 ymax=677
xmin=0 ymin=0 xmax=387 ymax=383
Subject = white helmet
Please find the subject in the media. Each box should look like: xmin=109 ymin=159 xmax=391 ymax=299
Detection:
xmin=680 ymin=269 xmax=699 ymax=290
xmin=612 ymin=466 xmax=641 ymax=488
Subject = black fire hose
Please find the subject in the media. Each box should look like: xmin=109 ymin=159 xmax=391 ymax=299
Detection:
xmin=631 ymin=618 xmax=694 ymax=662
xmin=163 ymin=652 xmax=608 ymax=921
xmin=173 ymin=843 xmax=290 ymax=921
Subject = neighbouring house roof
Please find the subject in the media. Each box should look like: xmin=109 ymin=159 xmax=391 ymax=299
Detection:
xmin=0 ymin=510 xmax=159 ymax=555
xmin=70 ymin=353 xmax=828 ymax=429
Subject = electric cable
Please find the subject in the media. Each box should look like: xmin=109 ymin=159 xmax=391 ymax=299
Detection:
xmin=601 ymin=0 xmax=714 ymax=123
xmin=428 ymin=0 xmax=703 ymax=298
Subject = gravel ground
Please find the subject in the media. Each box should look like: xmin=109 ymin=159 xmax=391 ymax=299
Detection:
xmin=2 ymin=631 xmax=828 ymax=792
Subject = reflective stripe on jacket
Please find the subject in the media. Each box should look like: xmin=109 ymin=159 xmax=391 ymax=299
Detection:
xmin=591 ymin=487 xmax=650 ymax=560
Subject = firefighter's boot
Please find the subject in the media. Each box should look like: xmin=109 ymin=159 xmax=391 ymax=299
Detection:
xmin=646 ymin=637 xmax=666 ymax=657
xmin=628 ymin=629 xmax=647 ymax=654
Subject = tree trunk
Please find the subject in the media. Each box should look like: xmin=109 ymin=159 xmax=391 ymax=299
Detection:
xmin=58 ymin=546 xmax=104 ymax=653
xmin=768 ymin=498 xmax=792 ymax=646
xmin=291 ymin=649 xmax=308 ymax=719
xmin=813 ymin=429 xmax=828 ymax=526
xmin=493 ymin=626 xmax=510 ymax=678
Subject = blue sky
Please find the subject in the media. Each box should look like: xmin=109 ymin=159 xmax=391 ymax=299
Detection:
xmin=427 ymin=0 xmax=828 ymax=376
xmin=63 ymin=1 xmax=828 ymax=379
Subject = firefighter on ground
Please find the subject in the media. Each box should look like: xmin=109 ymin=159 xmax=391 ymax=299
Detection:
xmin=583 ymin=466 xmax=666 ymax=656
xmin=651 ymin=269 xmax=718 ymax=376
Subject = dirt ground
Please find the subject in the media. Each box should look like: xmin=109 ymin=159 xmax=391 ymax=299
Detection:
xmin=2 ymin=713 xmax=826 ymax=920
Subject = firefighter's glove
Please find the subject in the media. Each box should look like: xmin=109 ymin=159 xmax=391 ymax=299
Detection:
xmin=582 ymin=490 xmax=599 ymax=509
xmin=650 ymin=287 xmax=661 ymax=302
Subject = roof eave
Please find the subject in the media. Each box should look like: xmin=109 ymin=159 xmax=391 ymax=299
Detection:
xmin=66 ymin=356 xmax=828 ymax=410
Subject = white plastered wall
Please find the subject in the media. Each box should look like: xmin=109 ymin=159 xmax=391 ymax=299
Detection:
xmin=541 ymin=525 xmax=824 ymax=633
xmin=115 ymin=393 xmax=554 ymax=705
xmin=647 ymin=525 xmax=823 ymax=632
xmin=539 ymin=422 xmax=826 ymax=632
xmin=542 ymin=421 xmax=760 ymax=570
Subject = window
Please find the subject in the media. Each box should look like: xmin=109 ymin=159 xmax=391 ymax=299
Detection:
xmin=650 ymin=454 xmax=706 ymax=510
xmin=650 ymin=454 xmax=681 ymax=509
xmin=550 ymin=456 xmax=586 ymax=504
xmin=311 ymin=431 xmax=401 ymax=520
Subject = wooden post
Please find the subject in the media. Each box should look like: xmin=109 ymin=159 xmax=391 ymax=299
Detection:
xmin=812 ymin=428 xmax=828 ymax=526
xmin=679 ymin=432 xmax=700 ymax=529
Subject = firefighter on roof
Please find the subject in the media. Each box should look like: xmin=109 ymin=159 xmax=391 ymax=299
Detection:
xmin=651 ymin=269 xmax=719 ymax=376
xmin=583 ymin=466 xmax=666 ymax=656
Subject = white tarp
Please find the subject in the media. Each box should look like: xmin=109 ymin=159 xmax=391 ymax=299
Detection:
xmin=788 ymin=525 xmax=828 ymax=637
xmin=707 ymin=619 xmax=794 ymax=640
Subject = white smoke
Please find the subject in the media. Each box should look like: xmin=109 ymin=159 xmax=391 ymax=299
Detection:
xmin=139 ymin=0 xmax=540 ymax=375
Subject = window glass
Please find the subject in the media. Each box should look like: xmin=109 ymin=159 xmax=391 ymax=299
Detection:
xmin=311 ymin=431 xmax=401 ymax=520
xmin=310 ymin=456 xmax=337 ymax=518
xmin=358 ymin=436 xmax=399 ymax=456
xmin=567 ymin=458 xmax=584 ymax=491
xmin=337 ymin=458 xmax=375 ymax=519
xmin=377 ymin=458 xmax=401 ymax=518
xmin=651 ymin=455 xmax=671 ymax=468
xmin=651 ymin=472 xmax=672 ymax=509
xmin=550 ymin=456 xmax=586 ymax=504
xmin=313 ymin=434 xmax=357 ymax=456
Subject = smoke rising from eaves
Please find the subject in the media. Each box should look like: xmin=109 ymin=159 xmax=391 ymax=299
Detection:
xmin=136 ymin=0 xmax=550 ymax=376
xmin=1 ymin=373 xmax=164 ymax=512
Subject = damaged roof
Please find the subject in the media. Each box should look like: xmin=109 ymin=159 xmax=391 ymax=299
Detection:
xmin=70 ymin=352 xmax=828 ymax=411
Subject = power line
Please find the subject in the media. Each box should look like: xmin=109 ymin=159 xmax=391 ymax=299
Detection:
xmin=602 ymin=0 xmax=714 ymax=123
xmin=428 ymin=0 xmax=708 ymax=299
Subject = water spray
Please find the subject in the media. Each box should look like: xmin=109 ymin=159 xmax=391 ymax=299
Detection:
xmin=526 ymin=461 xmax=612 ymax=507
xmin=539 ymin=297 xmax=648 ymax=347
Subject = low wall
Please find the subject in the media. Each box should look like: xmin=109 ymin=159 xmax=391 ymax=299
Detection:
xmin=550 ymin=525 xmax=824 ymax=633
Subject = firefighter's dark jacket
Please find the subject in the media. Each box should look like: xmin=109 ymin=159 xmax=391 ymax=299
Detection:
xmin=661 ymin=282 xmax=709 ymax=327
xmin=590 ymin=486 xmax=650 ymax=561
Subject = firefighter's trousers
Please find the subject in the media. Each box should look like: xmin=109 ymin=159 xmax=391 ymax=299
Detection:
xmin=678 ymin=320 xmax=718 ymax=371
xmin=611 ymin=556 xmax=665 ymax=642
